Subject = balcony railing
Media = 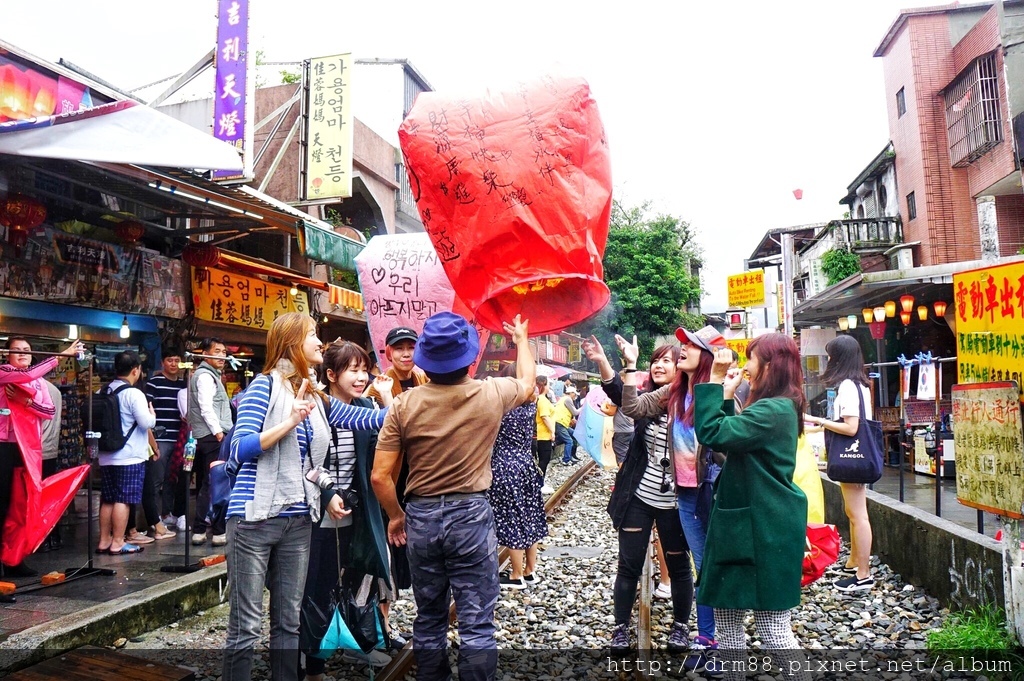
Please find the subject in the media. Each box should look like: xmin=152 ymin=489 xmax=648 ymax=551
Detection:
xmin=827 ymin=217 xmax=902 ymax=252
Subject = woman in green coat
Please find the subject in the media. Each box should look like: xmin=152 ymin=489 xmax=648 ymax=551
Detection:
xmin=693 ymin=334 xmax=809 ymax=681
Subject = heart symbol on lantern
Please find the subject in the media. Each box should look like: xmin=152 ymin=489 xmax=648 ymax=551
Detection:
xmin=371 ymin=267 xmax=386 ymax=284
xmin=312 ymin=177 xmax=323 ymax=189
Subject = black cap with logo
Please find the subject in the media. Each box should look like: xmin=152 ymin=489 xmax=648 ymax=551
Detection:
xmin=385 ymin=327 xmax=419 ymax=346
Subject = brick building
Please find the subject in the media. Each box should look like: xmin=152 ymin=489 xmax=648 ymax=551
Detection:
xmin=874 ymin=1 xmax=1024 ymax=264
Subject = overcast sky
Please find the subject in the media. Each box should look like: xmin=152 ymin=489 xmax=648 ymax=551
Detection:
xmin=5 ymin=0 xmax=937 ymax=312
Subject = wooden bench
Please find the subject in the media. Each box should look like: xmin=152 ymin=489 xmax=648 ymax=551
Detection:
xmin=7 ymin=646 xmax=195 ymax=681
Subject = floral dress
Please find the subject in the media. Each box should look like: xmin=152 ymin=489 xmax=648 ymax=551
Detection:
xmin=487 ymin=401 xmax=548 ymax=550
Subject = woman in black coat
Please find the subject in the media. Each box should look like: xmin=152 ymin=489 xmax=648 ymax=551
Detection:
xmin=584 ymin=336 xmax=693 ymax=655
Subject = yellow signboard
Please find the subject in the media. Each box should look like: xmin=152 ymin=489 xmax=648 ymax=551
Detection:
xmin=953 ymin=382 xmax=1024 ymax=518
xmin=725 ymin=338 xmax=749 ymax=368
xmin=192 ymin=266 xmax=309 ymax=330
xmin=303 ymin=53 xmax=353 ymax=200
xmin=953 ymin=261 xmax=1024 ymax=401
xmin=727 ymin=269 xmax=766 ymax=308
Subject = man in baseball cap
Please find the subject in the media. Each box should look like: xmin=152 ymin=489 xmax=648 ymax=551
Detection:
xmin=367 ymin=326 xmax=428 ymax=405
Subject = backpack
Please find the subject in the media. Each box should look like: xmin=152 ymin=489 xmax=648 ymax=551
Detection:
xmin=93 ymin=383 xmax=139 ymax=453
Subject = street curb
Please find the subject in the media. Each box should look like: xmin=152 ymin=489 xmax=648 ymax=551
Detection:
xmin=0 ymin=563 xmax=228 ymax=674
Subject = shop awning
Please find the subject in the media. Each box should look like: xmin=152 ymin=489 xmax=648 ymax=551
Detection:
xmin=0 ymin=100 xmax=243 ymax=172
xmin=791 ymin=258 xmax=1006 ymax=327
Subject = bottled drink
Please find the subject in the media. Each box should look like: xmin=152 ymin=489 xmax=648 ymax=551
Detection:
xmin=183 ymin=434 xmax=197 ymax=473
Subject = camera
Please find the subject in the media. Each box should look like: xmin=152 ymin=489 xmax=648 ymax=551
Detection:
xmin=338 ymin=487 xmax=360 ymax=512
xmin=305 ymin=466 xmax=334 ymax=490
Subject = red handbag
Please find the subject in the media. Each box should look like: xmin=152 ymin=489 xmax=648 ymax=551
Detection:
xmin=801 ymin=523 xmax=840 ymax=586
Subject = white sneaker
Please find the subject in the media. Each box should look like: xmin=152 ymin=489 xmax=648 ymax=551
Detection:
xmin=540 ymin=485 xmax=554 ymax=495
xmin=191 ymin=532 xmax=207 ymax=546
xmin=176 ymin=516 xmax=187 ymax=532
xmin=342 ymin=649 xmax=391 ymax=667
xmin=161 ymin=514 xmax=178 ymax=528
xmin=211 ymin=533 xmax=227 ymax=547
xmin=653 ymin=583 xmax=672 ymax=599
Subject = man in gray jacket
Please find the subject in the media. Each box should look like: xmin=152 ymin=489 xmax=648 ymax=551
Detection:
xmin=185 ymin=338 xmax=232 ymax=546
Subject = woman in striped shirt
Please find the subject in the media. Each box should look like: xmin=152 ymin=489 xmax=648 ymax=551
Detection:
xmin=222 ymin=313 xmax=391 ymax=681
xmin=588 ymin=338 xmax=695 ymax=656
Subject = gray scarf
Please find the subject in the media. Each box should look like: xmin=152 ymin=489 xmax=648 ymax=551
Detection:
xmin=250 ymin=359 xmax=331 ymax=522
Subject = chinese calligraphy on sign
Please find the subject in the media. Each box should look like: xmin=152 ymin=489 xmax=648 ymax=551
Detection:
xmin=192 ymin=266 xmax=308 ymax=330
xmin=303 ymin=53 xmax=353 ymax=200
xmin=953 ymin=261 xmax=1024 ymax=402
xmin=727 ymin=269 xmax=767 ymax=308
xmin=213 ymin=0 xmax=252 ymax=181
xmin=725 ymin=338 xmax=750 ymax=368
xmin=953 ymin=382 xmax=1024 ymax=518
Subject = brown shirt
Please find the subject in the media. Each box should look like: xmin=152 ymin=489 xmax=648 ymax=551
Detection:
xmin=376 ymin=376 xmax=529 ymax=497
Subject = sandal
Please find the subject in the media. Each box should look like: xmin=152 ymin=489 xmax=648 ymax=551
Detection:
xmin=153 ymin=529 xmax=176 ymax=540
xmin=125 ymin=533 xmax=155 ymax=545
xmin=95 ymin=546 xmax=111 ymax=555
xmin=108 ymin=543 xmax=144 ymax=555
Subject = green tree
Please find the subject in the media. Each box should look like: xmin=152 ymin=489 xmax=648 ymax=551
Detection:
xmin=580 ymin=200 xmax=704 ymax=361
xmin=820 ymin=247 xmax=862 ymax=287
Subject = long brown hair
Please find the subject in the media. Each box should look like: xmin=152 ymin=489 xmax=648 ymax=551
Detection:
xmin=667 ymin=345 xmax=714 ymax=425
xmin=263 ymin=312 xmax=325 ymax=399
xmin=746 ymin=333 xmax=806 ymax=435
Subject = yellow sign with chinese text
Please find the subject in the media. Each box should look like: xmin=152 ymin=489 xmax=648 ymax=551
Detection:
xmin=953 ymin=261 xmax=1024 ymax=402
xmin=725 ymin=338 xmax=749 ymax=368
xmin=727 ymin=269 xmax=766 ymax=308
xmin=192 ymin=266 xmax=309 ymax=330
xmin=953 ymin=382 xmax=1024 ymax=518
xmin=304 ymin=53 xmax=353 ymax=200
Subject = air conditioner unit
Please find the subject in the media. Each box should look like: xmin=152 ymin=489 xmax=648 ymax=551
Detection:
xmin=892 ymin=248 xmax=914 ymax=270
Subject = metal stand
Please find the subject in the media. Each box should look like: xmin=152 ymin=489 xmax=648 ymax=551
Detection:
xmin=161 ymin=357 xmax=200 ymax=574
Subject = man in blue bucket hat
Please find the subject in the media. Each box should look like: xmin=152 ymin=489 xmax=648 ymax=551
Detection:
xmin=372 ymin=311 xmax=535 ymax=681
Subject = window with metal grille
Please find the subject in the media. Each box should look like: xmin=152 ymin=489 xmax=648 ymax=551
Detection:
xmin=906 ymin=191 xmax=917 ymax=221
xmin=896 ymin=88 xmax=906 ymax=118
xmin=944 ymin=53 xmax=1002 ymax=167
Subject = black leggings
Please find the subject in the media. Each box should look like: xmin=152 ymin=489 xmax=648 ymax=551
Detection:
xmin=614 ymin=496 xmax=693 ymax=625
xmin=0 ymin=442 xmax=21 ymax=563
xmin=534 ymin=439 xmax=553 ymax=482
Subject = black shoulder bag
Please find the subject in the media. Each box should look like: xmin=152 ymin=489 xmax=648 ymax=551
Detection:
xmin=824 ymin=385 xmax=883 ymax=484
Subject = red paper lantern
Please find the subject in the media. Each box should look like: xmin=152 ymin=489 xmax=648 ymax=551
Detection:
xmin=899 ymin=294 xmax=915 ymax=313
xmin=869 ymin=321 xmax=887 ymax=340
xmin=0 ymin=194 xmax=46 ymax=257
xmin=900 ymin=310 xmax=912 ymax=326
xmin=115 ymin=220 xmax=146 ymax=245
xmin=398 ymin=75 xmax=612 ymax=334
xmin=181 ymin=241 xmax=220 ymax=269
xmin=933 ymin=300 xmax=947 ymax=318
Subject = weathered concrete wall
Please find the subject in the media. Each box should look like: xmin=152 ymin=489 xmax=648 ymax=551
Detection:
xmin=0 ymin=564 xmax=227 ymax=674
xmin=822 ymin=475 xmax=1003 ymax=611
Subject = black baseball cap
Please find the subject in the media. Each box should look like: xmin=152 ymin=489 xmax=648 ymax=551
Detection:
xmin=385 ymin=326 xmax=419 ymax=346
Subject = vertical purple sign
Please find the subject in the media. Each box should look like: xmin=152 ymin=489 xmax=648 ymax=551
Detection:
xmin=213 ymin=0 xmax=248 ymax=179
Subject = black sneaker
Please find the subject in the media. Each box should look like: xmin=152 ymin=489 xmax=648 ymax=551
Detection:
xmin=500 ymin=574 xmax=526 ymax=590
xmin=666 ymin=621 xmax=690 ymax=653
xmin=834 ymin=575 xmax=874 ymax=592
xmin=389 ymin=632 xmax=409 ymax=651
xmin=684 ymin=636 xmax=722 ymax=677
xmin=610 ymin=623 xmax=631 ymax=654
xmin=1 ymin=562 xmax=37 ymax=578
xmin=523 ymin=572 xmax=541 ymax=586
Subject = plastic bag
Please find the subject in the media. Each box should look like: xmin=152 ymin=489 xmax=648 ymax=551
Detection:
xmin=398 ymin=74 xmax=612 ymax=334
xmin=793 ymin=434 xmax=825 ymax=524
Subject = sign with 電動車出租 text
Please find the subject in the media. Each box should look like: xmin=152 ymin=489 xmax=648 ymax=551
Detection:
xmin=727 ymin=269 xmax=766 ymax=308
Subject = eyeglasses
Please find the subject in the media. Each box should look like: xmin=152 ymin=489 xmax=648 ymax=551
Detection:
xmin=659 ymin=456 xmax=673 ymax=494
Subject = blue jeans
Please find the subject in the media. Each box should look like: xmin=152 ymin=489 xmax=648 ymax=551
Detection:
xmin=555 ymin=424 xmax=576 ymax=463
xmin=406 ymin=495 xmax=499 ymax=681
xmin=677 ymin=487 xmax=715 ymax=639
xmin=223 ymin=514 xmax=312 ymax=681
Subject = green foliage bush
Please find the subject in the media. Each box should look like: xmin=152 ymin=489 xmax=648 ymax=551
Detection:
xmin=820 ymin=248 xmax=862 ymax=287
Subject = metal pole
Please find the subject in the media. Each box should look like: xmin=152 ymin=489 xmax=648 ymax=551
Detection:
xmin=934 ymin=361 xmax=942 ymax=517
xmin=898 ymin=366 xmax=905 ymax=502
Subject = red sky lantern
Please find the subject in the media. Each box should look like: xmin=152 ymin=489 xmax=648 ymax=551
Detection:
xmin=0 ymin=194 xmax=46 ymax=257
xmin=398 ymin=75 xmax=612 ymax=335
xmin=793 ymin=189 xmax=803 ymax=200
xmin=115 ymin=220 xmax=145 ymax=245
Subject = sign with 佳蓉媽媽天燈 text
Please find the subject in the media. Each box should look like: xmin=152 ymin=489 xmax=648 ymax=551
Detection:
xmin=192 ymin=266 xmax=308 ymax=330
xmin=727 ymin=269 xmax=766 ymax=308
xmin=953 ymin=382 xmax=1024 ymax=519
xmin=953 ymin=261 xmax=1024 ymax=402
xmin=303 ymin=53 xmax=353 ymax=201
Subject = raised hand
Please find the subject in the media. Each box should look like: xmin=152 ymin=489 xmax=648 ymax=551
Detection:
xmin=60 ymin=340 xmax=84 ymax=358
xmin=291 ymin=378 xmax=313 ymax=425
xmin=581 ymin=335 xmax=607 ymax=363
xmin=503 ymin=314 xmax=529 ymax=345
xmin=374 ymin=373 xmax=394 ymax=396
xmin=710 ymin=348 xmax=733 ymax=384
xmin=614 ymin=334 xmax=639 ymax=366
